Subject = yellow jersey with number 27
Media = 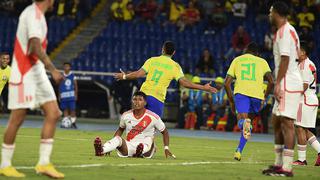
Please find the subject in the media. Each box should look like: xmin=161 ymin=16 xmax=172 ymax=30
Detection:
xmin=140 ymin=55 xmax=184 ymax=102
xmin=227 ymin=54 xmax=271 ymax=100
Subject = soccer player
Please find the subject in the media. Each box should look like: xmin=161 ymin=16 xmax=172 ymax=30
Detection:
xmin=292 ymin=42 xmax=320 ymax=166
xmin=59 ymin=62 xmax=78 ymax=129
xmin=225 ymin=42 xmax=273 ymax=161
xmin=263 ymin=2 xmax=303 ymax=177
xmin=114 ymin=41 xmax=217 ymax=117
xmin=94 ymin=91 xmax=175 ymax=159
xmin=0 ymin=52 xmax=11 ymax=95
xmin=0 ymin=0 xmax=64 ymax=178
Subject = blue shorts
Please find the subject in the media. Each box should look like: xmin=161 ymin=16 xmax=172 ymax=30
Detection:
xmin=60 ymin=101 xmax=76 ymax=111
xmin=146 ymin=96 xmax=164 ymax=117
xmin=234 ymin=94 xmax=262 ymax=114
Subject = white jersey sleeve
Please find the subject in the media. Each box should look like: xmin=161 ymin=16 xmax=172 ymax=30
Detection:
xmin=119 ymin=114 xmax=126 ymax=128
xmin=26 ymin=8 xmax=43 ymax=39
xmin=277 ymin=28 xmax=291 ymax=57
xmin=154 ymin=118 xmax=166 ymax=132
xmin=300 ymin=61 xmax=311 ymax=84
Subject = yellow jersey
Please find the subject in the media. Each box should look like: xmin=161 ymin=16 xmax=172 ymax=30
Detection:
xmin=0 ymin=66 xmax=11 ymax=95
xmin=227 ymin=54 xmax=271 ymax=100
xmin=141 ymin=55 xmax=184 ymax=102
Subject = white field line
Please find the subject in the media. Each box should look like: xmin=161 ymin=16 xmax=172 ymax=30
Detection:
xmin=16 ymin=161 xmax=265 ymax=169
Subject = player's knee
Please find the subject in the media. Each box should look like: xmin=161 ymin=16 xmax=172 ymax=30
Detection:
xmin=46 ymin=109 xmax=62 ymax=121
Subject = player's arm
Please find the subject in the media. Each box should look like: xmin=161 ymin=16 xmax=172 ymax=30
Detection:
xmin=178 ymin=77 xmax=217 ymax=93
xmin=114 ymin=68 xmax=146 ymax=80
xmin=224 ymin=75 xmax=236 ymax=114
xmin=161 ymin=128 xmax=176 ymax=159
xmin=114 ymin=127 xmax=125 ymax=137
xmin=264 ymin=72 xmax=274 ymax=99
xmin=29 ymin=38 xmax=63 ymax=83
xmin=274 ymin=56 xmax=289 ymax=101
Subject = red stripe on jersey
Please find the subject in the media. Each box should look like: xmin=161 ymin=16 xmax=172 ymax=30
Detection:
xmin=146 ymin=110 xmax=160 ymax=120
xmin=126 ymin=116 xmax=152 ymax=141
xmin=296 ymin=103 xmax=302 ymax=122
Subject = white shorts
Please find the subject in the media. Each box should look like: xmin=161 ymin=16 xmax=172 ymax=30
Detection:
xmin=8 ymin=78 xmax=56 ymax=110
xmin=117 ymin=137 xmax=155 ymax=158
xmin=295 ymin=102 xmax=318 ymax=128
xmin=272 ymin=90 xmax=302 ymax=120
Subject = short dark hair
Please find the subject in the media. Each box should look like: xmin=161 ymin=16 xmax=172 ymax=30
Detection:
xmin=0 ymin=52 xmax=9 ymax=57
xmin=63 ymin=62 xmax=71 ymax=66
xmin=133 ymin=91 xmax=147 ymax=100
xmin=245 ymin=42 xmax=260 ymax=55
xmin=272 ymin=1 xmax=289 ymax=17
xmin=163 ymin=41 xmax=175 ymax=55
xmin=300 ymin=41 xmax=310 ymax=56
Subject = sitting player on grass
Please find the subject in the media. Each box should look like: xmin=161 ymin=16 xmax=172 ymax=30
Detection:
xmin=94 ymin=91 xmax=176 ymax=158
xmin=225 ymin=42 xmax=274 ymax=161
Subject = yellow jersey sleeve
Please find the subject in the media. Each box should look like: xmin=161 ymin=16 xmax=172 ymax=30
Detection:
xmin=227 ymin=59 xmax=236 ymax=77
xmin=141 ymin=58 xmax=152 ymax=73
xmin=173 ymin=63 xmax=184 ymax=81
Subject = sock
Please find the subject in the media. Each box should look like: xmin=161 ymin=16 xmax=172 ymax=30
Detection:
xmin=236 ymin=132 xmax=247 ymax=153
xmin=0 ymin=144 xmax=15 ymax=168
xmin=71 ymin=117 xmax=76 ymax=123
xmin=102 ymin=136 xmax=122 ymax=154
xmin=282 ymin=149 xmax=294 ymax=171
xmin=274 ymin=144 xmax=284 ymax=166
xmin=38 ymin=139 xmax=54 ymax=165
xmin=238 ymin=119 xmax=245 ymax=130
xmin=308 ymin=136 xmax=320 ymax=153
xmin=297 ymin=144 xmax=307 ymax=162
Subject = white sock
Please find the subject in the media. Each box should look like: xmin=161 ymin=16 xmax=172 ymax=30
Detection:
xmin=308 ymin=136 xmax=320 ymax=153
xmin=282 ymin=149 xmax=294 ymax=171
xmin=297 ymin=144 xmax=307 ymax=161
xmin=38 ymin=139 xmax=54 ymax=165
xmin=102 ymin=136 xmax=122 ymax=154
xmin=71 ymin=117 xmax=76 ymax=123
xmin=0 ymin=144 xmax=15 ymax=168
xmin=274 ymin=144 xmax=284 ymax=166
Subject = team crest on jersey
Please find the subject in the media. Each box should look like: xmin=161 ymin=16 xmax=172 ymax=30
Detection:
xmin=2 ymin=76 xmax=8 ymax=81
xmin=142 ymin=120 xmax=147 ymax=127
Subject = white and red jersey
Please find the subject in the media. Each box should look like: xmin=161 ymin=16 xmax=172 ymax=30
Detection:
xmin=9 ymin=2 xmax=48 ymax=85
xmin=119 ymin=109 xmax=166 ymax=142
xmin=273 ymin=22 xmax=303 ymax=92
xmin=299 ymin=58 xmax=318 ymax=106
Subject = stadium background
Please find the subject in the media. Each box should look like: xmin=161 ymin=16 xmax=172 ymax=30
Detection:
xmin=0 ymin=0 xmax=319 ymax=134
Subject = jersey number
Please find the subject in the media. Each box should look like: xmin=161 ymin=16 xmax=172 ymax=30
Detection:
xmin=151 ymin=69 xmax=163 ymax=86
xmin=241 ymin=63 xmax=256 ymax=81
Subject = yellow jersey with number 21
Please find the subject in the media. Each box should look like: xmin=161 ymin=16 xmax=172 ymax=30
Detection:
xmin=141 ymin=55 xmax=184 ymax=102
xmin=227 ymin=54 xmax=271 ymax=100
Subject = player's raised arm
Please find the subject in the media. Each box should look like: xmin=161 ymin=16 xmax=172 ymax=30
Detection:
xmin=29 ymin=38 xmax=63 ymax=84
xmin=178 ymin=77 xmax=217 ymax=93
xmin=114 ymin=68 xmax=146 ymax=81
xmin=161 ymin=128 xmax=176 ymax=159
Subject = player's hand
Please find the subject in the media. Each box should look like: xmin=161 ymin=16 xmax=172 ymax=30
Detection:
xmin=204 ymin=82 xmax=218 ymax=93
xmin=165 ymin=149 xmax=176 ymax=159
xmin=51 ymin=69 xmax=64 ymax=84
xmin=114 ymin=69 xmax=126 ymax=81
xmin=274 ymin=83 xmax=281 ymax=102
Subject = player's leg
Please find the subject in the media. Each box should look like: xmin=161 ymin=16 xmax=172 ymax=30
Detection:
xmin=145 ymin=95 xmax=164 ymax=117
xmin=70 ymin=101 xmax=77 ymax=129
xmin=233 ymin=94 xmax=250 ymax=161
xmin=293 ymin=126 xmax=307 ymax=165
xmin=0 ymin=109 xmax=27 ymax=177
xmin=94 ymin=136 xmax=127 ymax=156
xmin=35 ymin=100 xmax=64 ymax=178
xmin=280 ymin=117 xmax=295 ymax=173
xmin=306 ymin=129 xmax=320 ymax=166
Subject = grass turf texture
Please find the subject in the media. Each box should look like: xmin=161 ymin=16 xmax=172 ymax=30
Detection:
xmin=0 ymin=127 xmax=319 ymax=180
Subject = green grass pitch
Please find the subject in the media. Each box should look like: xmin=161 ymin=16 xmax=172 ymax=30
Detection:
xmin=0 ymin=127 xmax=319 ymax=179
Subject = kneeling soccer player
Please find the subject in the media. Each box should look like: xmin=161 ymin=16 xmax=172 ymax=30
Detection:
xmin=225 ymin=42 xmax=273 ymax=161
xmin=94 ymin=91 xmax=175 ymax=158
